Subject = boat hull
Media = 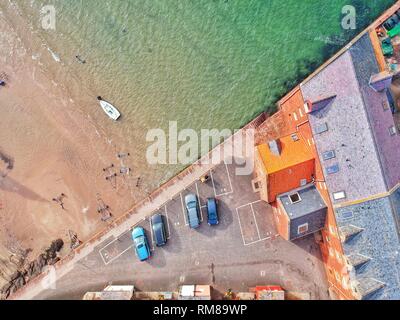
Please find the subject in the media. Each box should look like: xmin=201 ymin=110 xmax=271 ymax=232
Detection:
xmin=99 ymin=100 xmax=121 ymax=121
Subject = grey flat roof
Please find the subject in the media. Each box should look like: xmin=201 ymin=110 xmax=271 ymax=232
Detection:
xmin=278 ymin=184 xmax=327 ymax=220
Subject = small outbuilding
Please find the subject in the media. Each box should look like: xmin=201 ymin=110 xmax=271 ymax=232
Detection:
xmin=275 ymin=184 xmax=327 ymax=241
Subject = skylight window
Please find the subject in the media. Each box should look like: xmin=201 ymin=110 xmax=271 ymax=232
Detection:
xmin=322 ymin=150 xmax=336 ymax=161
xmin=340 ymin=211 xmax=354 ymax=220
xmin=326 ymin=163 xmax=340 ymax=175
xmin=314 ymin=122 xmax=328 ymax=134
xmin=389 ymin=125 xmax=397 ymax=136
xmin=289 ymin=192 xmax=301 ymax=204
xmin=333 ymin=191 xmax=346 ymax=201
xmin=291 ymin=133 xmax=299 ymax=141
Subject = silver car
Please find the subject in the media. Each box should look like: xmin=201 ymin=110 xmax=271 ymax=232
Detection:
xmin=184 ymin=193 xmax=200 ymax=229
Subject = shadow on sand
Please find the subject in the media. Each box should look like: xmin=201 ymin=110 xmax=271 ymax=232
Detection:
xmin=0 ymin=175 xmax=49 ymax=203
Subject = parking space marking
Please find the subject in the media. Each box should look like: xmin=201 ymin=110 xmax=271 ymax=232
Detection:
xmin=143 ymin=219 xmax=155 ymax=252
xmin=225 ymin=162 xmax=234 ymax=195
xmin=99 ymin=229 xmax=131 ymax=259
xmin=236 ymin=207 xmax=246 ymax=246
xmin=98 ymin=217 xmax=158 ymax=265
xmin=250 ymin=203 xmax=261 ymax=240
xmin=199 ymin=206 xmax=205 ymax=222
xmin=99 ymin=230 xmax=134 ymax=266
xmin=243 ymin=236 xmax=272 ymax=246
xmin=236 ymin=200 xmax=262 ymax=210
xmin=210 ymin=169 xmax=217 ymax=198
xmin=236 ymin=200 xmax=273 ymax=246
xmin=149 ymin=218 xmax=155 ymax=251
xmin=195 ymin=182 xmax=204 ymax=222
xmin=210 ymin=162 xmax=233 ymax=197
xmin=101 ymin=245 xmax=134 ymax=266
xmin=99 ymin=251 xmax=108 ymax=265
xmin=165 ymin=205 xmax=171 ymax=239
xmin=180 ymin=193 xmax=189 ymax=226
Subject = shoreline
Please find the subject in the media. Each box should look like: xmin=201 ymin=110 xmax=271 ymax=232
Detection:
xmin=1 ymin=0 xmax=399 ymax=299
xmin=0 ymin=4 xmax=147 ymax=291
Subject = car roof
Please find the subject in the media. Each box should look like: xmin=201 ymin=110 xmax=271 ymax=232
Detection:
xmin=153 ymin=227 xmax=164 ymax=243
xmin=151 ymin=213 xmax=163 ymax=223
xmin=207 ymin=198 xmax=217 ymax=210
xmin=137 ymin=243 xmax=149 ymax=260
xmin=152 ymin=219 xmax=163 ymax=233
xmin=185 ymin=193 xmax=197 ymax=202
xmin=188 ymin=207 xmax=199 ymax=225
xmin=132 ymin=227 xmax=145 ymax=238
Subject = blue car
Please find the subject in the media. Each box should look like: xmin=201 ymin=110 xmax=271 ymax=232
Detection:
xmin=207 ymin=198 xmax=219 ymax=225
xmin=151 ymin=213 xmax=167 ymax=247
xmin=131 ymin=227 xmax=151 ymax=261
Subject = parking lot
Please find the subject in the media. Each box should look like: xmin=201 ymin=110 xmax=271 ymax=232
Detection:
xmin=34 ymin=161 xmax=330 ymax=300
xmin=99 ymin=162 xmax=277 ymax=265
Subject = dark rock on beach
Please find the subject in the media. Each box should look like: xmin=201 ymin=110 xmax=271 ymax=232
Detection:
xmin=0 ymin=239 xmax=64 ymax=300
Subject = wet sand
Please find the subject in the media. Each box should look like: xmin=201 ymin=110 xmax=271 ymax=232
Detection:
xmin=0 ymin=8 xmax=143 ymax=287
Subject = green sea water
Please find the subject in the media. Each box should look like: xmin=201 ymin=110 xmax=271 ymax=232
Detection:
xmin=5 ymin=0 xmax=396 ymax=189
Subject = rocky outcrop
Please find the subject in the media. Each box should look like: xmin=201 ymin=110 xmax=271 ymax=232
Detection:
xmin=0 ymin=239 xmax=63 ymax=299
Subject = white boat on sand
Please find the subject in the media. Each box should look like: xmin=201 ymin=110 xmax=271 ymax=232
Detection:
xmin=97 ymin=96 xmax=121 ymax=121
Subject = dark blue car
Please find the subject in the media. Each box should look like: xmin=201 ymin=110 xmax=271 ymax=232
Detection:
xmin=207 ymin=198 xmax=219 ymax=226
xmin=151 ymin=213 xmax=167 ymax=246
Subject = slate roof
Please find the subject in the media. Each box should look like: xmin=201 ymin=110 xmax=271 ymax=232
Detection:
xmin=277 ymin=184 xmax=327 ymax=241
xmin=336 ymin=195 xmax=400 ymax=300
xmin=300 ymin=33 xmax=400 ymax=299
xmin=301 ymin=33 xmax=400 ymax=204
xmin=300 ymin=35 xmax=388 ymax=204
xmin=349 ymin=34 xmax=400 ymax=190
xmin=278 ymin=184 xmax=327 ymax=220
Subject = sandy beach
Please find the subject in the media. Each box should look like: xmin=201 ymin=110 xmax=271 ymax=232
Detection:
xmin=0 ymin=7 xmax=144 ymax=289
xmin=1 ymin=0 xmax=397 ymax=299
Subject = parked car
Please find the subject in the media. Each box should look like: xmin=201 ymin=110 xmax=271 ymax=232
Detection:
xmin=184 ymin=193 xmax=200 ymax=229
xmin=391 ymin=14 xmax=400 ymax=24
xmin=131 ymin=227 xmax=151 ymax=261
xmin=383 ymin=18 xmax=397 ymax=31
xmin=207 ymin=198 xmax=219 ymax=226
xmin=151 ymin=213 xmax=167 ymax=246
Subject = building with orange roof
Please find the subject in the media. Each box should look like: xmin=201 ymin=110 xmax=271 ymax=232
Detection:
xmin=254 ymin=133 xmax=315 ymax=204
xmin=254 ymin=86 xmax=355 ymax=300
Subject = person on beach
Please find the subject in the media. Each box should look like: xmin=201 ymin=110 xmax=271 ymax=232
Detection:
xmin=0 ymin=80 xmax=5 ymax=86
xmin=75 ymin=55 xmax=86 ymax=64
xmin=52 ymin=194 xmax=66 ymax=210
